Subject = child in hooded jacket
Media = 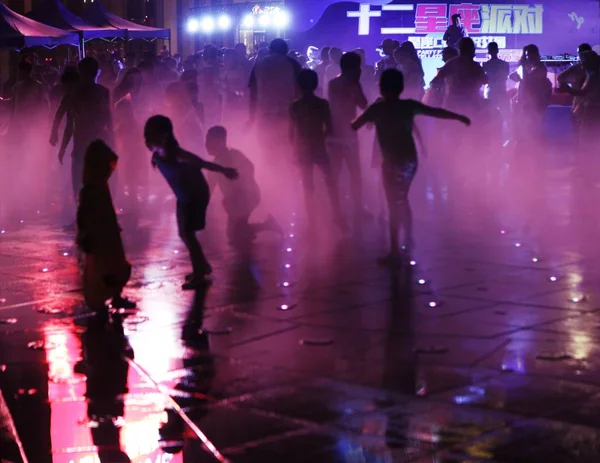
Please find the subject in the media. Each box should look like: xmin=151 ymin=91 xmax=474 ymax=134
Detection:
xmin=77 ymin=140 xmax=134 ymax=320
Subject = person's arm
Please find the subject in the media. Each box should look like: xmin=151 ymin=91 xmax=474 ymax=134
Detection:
xmin=351 ymin=105 xmax=374 ymax=131
xmin=288 ymin=105 xmax=296 ymax=143
xmin=291 ymin=59 xmax=302 ymax=98
xmin=323 ymin=101 xmax=333 ymax=137
xmin=50 ymin=94 xmax=69 ymax=146
xmin=355 ymin=81 xmax=368 ymax=109
xmin=248 ymin=66 xmax=257 ymax=124
xmin=196 ymin=101 xmax=205 ymax=124
xmin=559 ymin=77 xmax=591 ymax=96
xmin=179 ymin=150 xmax=239 ymax=179
xmin=101 ymin=90 xmax=115 ymax=149
xmin=557 ymin=65 xmax=578 ymax=85
xmin=57 ymin=112 xmax=73 ymax=164
xmin=198 ymin=158 xmax=238 ymax=179
xmin=430 ymin=62 xmax=449 ymax=88
xmin=478 ymin=66 xmax=489 ymax=87
xmin=415 ymin=101 xmax=470 ymax=124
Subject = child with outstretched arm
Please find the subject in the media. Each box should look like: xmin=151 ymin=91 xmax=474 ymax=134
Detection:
xmin=352 ymin=69 xmax=470 ymax=265
xmin=144 ymin=115 xmax=238 ymax=290
xmin=205 ymin=126 xmax=282 ymax=248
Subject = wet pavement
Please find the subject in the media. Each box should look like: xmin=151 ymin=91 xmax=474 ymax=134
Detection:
xmin=3 ymin=141 xmax=600 ymax=462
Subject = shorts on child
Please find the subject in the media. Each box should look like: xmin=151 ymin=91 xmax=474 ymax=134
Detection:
xmin=382 ymin=158 xmax=418 ymax=205
xmin=177 ymin=199 xmax=209 ymax=233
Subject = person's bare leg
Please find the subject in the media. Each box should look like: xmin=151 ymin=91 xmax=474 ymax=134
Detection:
xmin=300 ymin=164 xmax=316 ymax=225
xmin=179 ymin=229 xmax=211 ymax=283
xmin=347 ymin=145 xmax=368 ymax=219
xmin=320 ymin=162 xmax=347 ymax=231
xmin=402 ymin=198 xmax=414 ymax=251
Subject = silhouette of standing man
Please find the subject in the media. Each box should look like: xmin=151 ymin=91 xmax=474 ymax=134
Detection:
xmin=248 ymin=38 xmax=302 ymax=203
xmin=50 ymin=57 xmax=115 ymax=202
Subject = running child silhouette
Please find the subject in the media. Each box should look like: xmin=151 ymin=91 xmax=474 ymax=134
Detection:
xmin=77 ymin=140 xmax=135 ymax=322
xmin=144 ymin=115 xmax=238 ymax=290
xmin=352 ymin=69 xmax=470 ymax=264
xmin=205 ymin=126 xmax=282 ymax=248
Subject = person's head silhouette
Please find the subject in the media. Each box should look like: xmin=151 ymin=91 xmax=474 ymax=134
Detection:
xmin=379 ymin=68 xmax=404 ymax=100
xmin=205 ymin=125 xmax=228 ymax=156
xmin=296 ymin=69 xmax=318 ymax=95
xmin=487 ymin=41 xmax=499 ymax=58
xmin=78 ymin=57 xmax=100 ymax=81
xmin=458 ymin=38 xmax=476 ymax=59
xmin=269 ymin=38 xmax=289 ymax=56
xmin=144 ymin=115 xmax=177 ymax=155
xmin=340 ymin=52 xmax=362 ymax=81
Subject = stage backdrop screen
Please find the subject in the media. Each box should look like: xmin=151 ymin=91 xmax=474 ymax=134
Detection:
xmin=287 ymin=0 xmax=600 ymax=63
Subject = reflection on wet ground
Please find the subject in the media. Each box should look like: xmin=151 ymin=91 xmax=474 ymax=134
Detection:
xmin=4 ymin=142 xmax=600 ymax=462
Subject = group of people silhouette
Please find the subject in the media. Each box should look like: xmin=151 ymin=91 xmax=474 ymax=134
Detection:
xmin=2 ymin=34 xmax=596 ymax=320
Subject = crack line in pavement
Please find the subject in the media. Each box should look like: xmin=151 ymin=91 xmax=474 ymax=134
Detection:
xmin=125 ymin=356 xmax=232 ymax=463
xmin=0 ymin=389 xmax=29 ymax=463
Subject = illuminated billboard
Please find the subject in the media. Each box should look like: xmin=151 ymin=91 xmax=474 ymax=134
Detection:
xmin=287 ymin=0 xmax=599 ymax=62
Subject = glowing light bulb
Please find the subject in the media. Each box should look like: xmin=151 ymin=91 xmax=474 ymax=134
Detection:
xmin=242 ymin=14 xmax=254 ymax=28
xmin=532 ymin=257 xmax=538 ymax=262
xmin=20 ymin=220 xmax=24 ymax=224
xmin=410 ymin=260 xmax=417 ymax=266
xmin=280 ymin=304 xmax=289 ymax=310
xmin=201 ymin=16 xmax=215 ymax=33
xmin=515 ymin=242 xmax=521 ymax=247
xmin=42 ymin=268 xmax=49 ymax=273
xmin=572 ymin=296 xmax=581 ymax=303
xmin=218 ymin=14 xmax=231 ymax=30
xmin=428 ymin=301 xmax=437 ymax=308
xmin=273 ymin=10 xmax=290 ymax=28
xmin=259 ymin=13 xmax=270 ymax=27
xmin=161 ymin=265 xmax=168 ymax=270
xmin=500 ymin=230 xmax=506 ymax=234
xmin=549 ymin=276 xmax=557 ymax=282
xmin=286 ymin=247 xmax=292 ymax=252
xmin=289 ymin=234 xmax=294 ymax=238
xmin=284 ymin=264 xmax=291 ymax=269
xmin=186 ymin=18 xmax=199 ymax=33
xmin=173 ymin=250 xmax=179 ymax=254
xmin=418 ymin=279 xmax=426 ymax=285
xmin=0 ymin=230 xmax=5 ymax=234
xmin=282 ymin=281 xmax=290 ymax=287
xmin=63 ymin=252 xmax=69 ymax=257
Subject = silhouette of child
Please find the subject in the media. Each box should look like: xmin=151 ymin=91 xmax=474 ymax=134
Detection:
xmin=205 ymin=126 xmax=282 ymax=247
xmin=289 ymin=69 xmax=347 ymax=232
xmin=328 ymin=52 xmax=370 ymax=221
xmin=144 ymin=115 xmax=238 ymax=290
xmin=352 ymin=69 xmax=470 ymax=264
xmin=77 ymin=140 xmax=134 ymax=321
